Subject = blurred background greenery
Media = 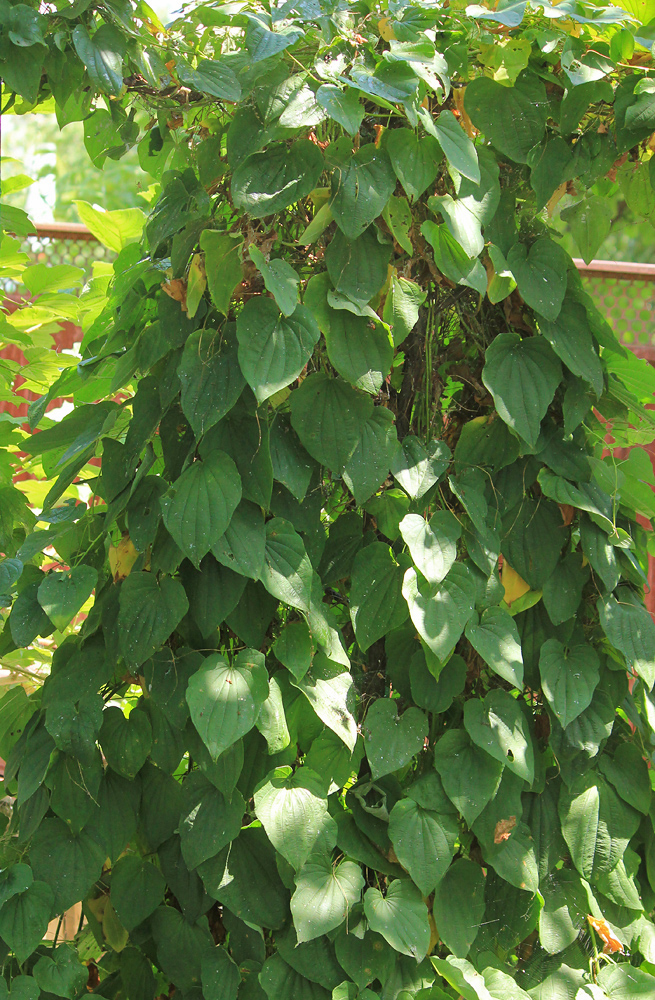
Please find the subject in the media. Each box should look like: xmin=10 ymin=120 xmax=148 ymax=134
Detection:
xmin=3 ymin=114 xmax=150 ymax=221
xmin=1 ymin=0 xmax=175 ymax=223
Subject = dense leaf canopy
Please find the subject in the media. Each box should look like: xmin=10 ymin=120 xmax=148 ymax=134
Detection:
xmin=2 ymin=0 xmax=655 ymax=999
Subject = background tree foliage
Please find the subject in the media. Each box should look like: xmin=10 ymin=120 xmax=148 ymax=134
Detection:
xmin=2 ymin=1 xmax=655 ymax=999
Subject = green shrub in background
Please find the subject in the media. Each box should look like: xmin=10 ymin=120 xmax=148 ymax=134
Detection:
xmin=2 ymin=1 xmax=655 ymax=999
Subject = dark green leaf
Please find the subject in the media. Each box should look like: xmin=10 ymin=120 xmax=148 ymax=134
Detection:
xmin=150 ymin=906 xmax=213 ymax=992
xmin=433 ymin=860 xmax=485 ymax=958
xmin=33 ymin=944 xmax=87 ymax=999
xmin=161 ymin=453 xmax=242 ymax=567
xmin=259 ymin=954 xmax=328 ymax=1000
xmin=400 ymin=510 xmax=460 ymax=586
xmin=382 ymin=275 xmax=426 ymax=347
xmin=598 ymin=588 xmax=655 ymax=688
xmin=36 ymin=566 xmax=97 ymax=631
xmin=290 ymin=374 xmax=373 ymax=475
xmin=506 ymin=239 xmax=569 ymax=322
xmin=275 ymin=924 xmax=343 ymax=992
xmin=120 ymin=948 xmax=157 ymax=1000
xmin=343 ymin=407 xmax=399 ymax=504
xmin=432 ymin=109 xmax=480 ymax=182
xmin=324 ymin=311 xmax=393 ymax=395
xmin=434 ymin=728 xmax=504 ymax=826
xmin=482 ymin=333 xmax=562 ymax=447
xmin=180 ymin=772 xmax=244 ymax=868
xmin=558 ymin=772 xmax=639 ymax=880
xmin=186 ymin=650 xmax=269 ymax=760
xmin=325 ymin=228 xmax=391 ymax=305
xmin=542 ymin=552 xmax=589 ymax=626
xmin=30 ymin=817 xmax=105 ymax=912
xmin=72 ymin=24 xmax=124 ymax=97
xmin=261 ymin=518 xmax=313 ymax=612
xmin=537 ymin=300 xmax=603 ymax=396
xmin=316 ymin=85 xmax=363 ymax=135
xmin=385 ymin=129 xmax=440 ymax=203
xmin=539 ymin=639 xmax=599 ymax=728
xmin=388 ymin=798 xmax=455 ymax=894
xmin=178 ymin=329 xmax=245 ymax=437
xmin=199 ymin=231 xmax=243 ymax=315
xmin=99 ymin=705 xmax=152 ymax=780
xmin=10 ymin=580 xmax=54 ymax=648
xmin=111 ymin=855 xmax=166 ymax=931
xmin=237 ymin=298 xmax=319 ymax=402
xmin=330 ymin=145 xmax=396 ymax=241
xmin=209 ymin=826 xmax=290 ymax=929
xmin=291 ymin=654 xmax=357 ymax=752
xmin=85 ymin=768 xmax=140 ymax=862
xmin=403 ymin=563 xmax=476 ymax=661
xmin=0 ymin=881 xmax=54 ymax=963
xmin=599 ymin=743 xmax=651 ymax=814
xmin=232 ymin=140 xmax=323 ymax=217
xmin=501 ymin=498 xmax=564 ymax=590
xmin=465 ymin=607 xmax=524 ymax=688
xmin=118 ymin=573 xmax=189 ymax=668
xmin=464 ymin=72 xmax=547 ymax=163
xmin=350 ymin=542 xmax=408 ymax=651
xmin=362 ymin=699 xmax=427 ymax=781
xmin=334 ymin=928 xmax=393 ymax=991
xmin=421 ymin=221 xmax=487 ymax=294
xmin=560 ymin=196 xmax=613 ymax=265
xmin=201 ymin=947 xmax=240 ymax=1000
xmin=290 ymin=854 xmax=363 ymax=943
xmin=464 ymin=690 xmax=534 ymax=782
xmin=363 ymin=880 xmax=430 ymax=961
xmin=249 ymin=246 xmax=299 ymax=317
xmin=177 ymin=59 xmax=241 ymax=101
xmin=391 ymin=437 xmax=450 ymax=499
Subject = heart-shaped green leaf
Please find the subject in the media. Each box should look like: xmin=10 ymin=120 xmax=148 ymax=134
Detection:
xmin=402 ymin=563 xmax=476 ymax=660
xmin=482 ymin=332 xmax=562 ymax=447
xmin=186 ymin=650 xmax=269 ymax=760
xmin=539 ymin=638 xmax=599 ymax=728
xmin=399 ymin=510 xmax=460 ymax=586
xmin=362 ymin=698 xmax=427 ymax=780
xmin=434 ymin=728 xmax=504 ymax=826
xmin=99 ymin=705 xmax=152 ymax=780
xmin=254 ymin=766 xmax=336 ymax=871
xmin=465 ymin=606 xmax=524 ymax=689
xmin=330 ymin=145 xmax=396 ymax=240
xmin=363 ymin=880 xmax=430 ymax=961
xmin=351 ymin=543 xmax=408 ymax=652
xmin=388 ymin=798 xmax=457 ymax=894
xmin=385 ymin=129 xmax=441 ymax=202
xmin=291 ymin=855 xmax=364 ymax=943
xmin=464 ymin=690 xmax=534 ymax=783
xmin=37 ymin=565 xmax=97 ymax=630
xmin=237 ymin=298 xmax=319 ymax=402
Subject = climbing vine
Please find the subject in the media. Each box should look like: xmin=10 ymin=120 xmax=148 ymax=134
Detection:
xmin=2 ymin=1 xmax=655 ymax=999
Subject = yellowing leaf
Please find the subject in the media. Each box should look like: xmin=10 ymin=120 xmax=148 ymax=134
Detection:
xmin=500 ymin=560 xmax=530 ymax=606
xmin=185 ymin=254 xmax=206 ymax=319
xmin=378 ymin=17 xmax=396 ymax=41
xmin=109 ymin=535 xmax=139 ymax=582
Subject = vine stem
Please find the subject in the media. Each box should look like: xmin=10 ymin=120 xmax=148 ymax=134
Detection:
xmin=52 ymin=913 xmax=64 ymax=950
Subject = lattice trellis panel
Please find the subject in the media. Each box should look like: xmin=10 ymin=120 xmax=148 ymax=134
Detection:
xmin=1 ymin=228 xmax=115 ymax=296
xmin=27 ymin=232 xmax=114 ymax=270
xmin=583 ymin=274 xmax=655 ymax=348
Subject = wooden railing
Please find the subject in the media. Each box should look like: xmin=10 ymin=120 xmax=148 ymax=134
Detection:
xmin=574 ymin=258 xmax=655 ymax=282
